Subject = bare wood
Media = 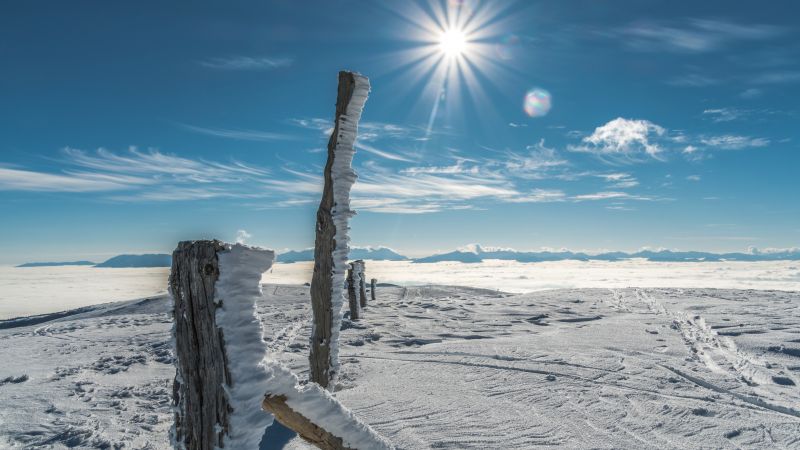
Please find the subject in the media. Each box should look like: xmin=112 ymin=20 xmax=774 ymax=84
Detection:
xmin=262 ymin=395 xmax=354 ymax=450
xmin=309 ymin=71 xmax=359 ymax=388
xmin=346 ymin=266 xmax=360 ymax=320
xmin=169 ymin=240 xmax=229 ymax=450
xmin=370 ymin=278 xmax=377 ymax=301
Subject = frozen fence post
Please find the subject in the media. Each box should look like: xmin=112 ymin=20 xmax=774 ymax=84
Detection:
xmin=353 ymin=260 xmax=367 ymax=308
xmin=309 ymin=71 xmax=370 ymax=389
xmin=346 ymin=265 xmax=360 ymax=320
xmin=370 ymin=278 xmax=377 ymax=301
xmin=169 ymin=240 xmax=275 ymax=450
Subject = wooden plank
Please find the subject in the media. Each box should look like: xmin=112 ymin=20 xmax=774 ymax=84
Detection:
xmin=263 ymin=395 xmax=355 ymax=450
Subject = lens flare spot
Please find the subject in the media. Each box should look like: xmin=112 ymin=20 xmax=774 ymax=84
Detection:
xmin=524 ymin=88 xmax=552 ymax=118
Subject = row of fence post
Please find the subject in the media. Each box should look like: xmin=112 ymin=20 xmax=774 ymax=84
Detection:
xmin=346 ymin=259 xmax=377 ymax=320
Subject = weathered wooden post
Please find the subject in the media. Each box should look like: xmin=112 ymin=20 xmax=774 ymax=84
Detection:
xmin=308 ymin=71 xmax=370 ymax=389
xmin=346 ymin=265 xmax=360 ymax=320
xmin=370 ymin=278 xmax=377 ymax=301
xmin=170 ymin=241 xmax=275 ymax=450
xmin=170 ymin=240 xmax=392 ymax=450
xmin=353 ymin=260 xmax=367 ymax=308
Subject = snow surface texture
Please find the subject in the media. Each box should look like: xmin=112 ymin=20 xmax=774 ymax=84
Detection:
xmin=264 ymin=361 xmax=392 ymax=449
xmin=327 ymin=72 xmax=370 ymax=385
xmin=2 ymin=284 xmax=799 ymax=448
xmin=213 ymin=244 xmax=276 ymax=449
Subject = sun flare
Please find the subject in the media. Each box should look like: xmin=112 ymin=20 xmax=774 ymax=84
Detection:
xmin=439 ymin=28 xmax=468 ymax=57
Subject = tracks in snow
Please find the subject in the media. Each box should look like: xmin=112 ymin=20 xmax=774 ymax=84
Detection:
xmin=609 ymin=288 xmax=799 ymax=418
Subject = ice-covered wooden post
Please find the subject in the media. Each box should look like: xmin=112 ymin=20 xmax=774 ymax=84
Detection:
xmin=169 ymin=240 xmax=275 ymax=450
xmin=346 ymin=265 xmax=360 ymax=320
xmin=309 ymin=71 xmax=370 ymax=389
xmin=370 ymin=278 xmax=377 ymax=301
xmin=352 ymin=260 xmax=367 ymax=308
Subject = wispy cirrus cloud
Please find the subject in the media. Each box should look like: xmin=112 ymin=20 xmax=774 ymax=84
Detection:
xmin=0 ymin=147 xmax=272 ymax=202
xmin=0 ymin=166 xmax=144 ymax=192
xmin=291 ymin=117 xmax=423 ymax=162
xmin=699 ymin=135 xmax=770 ymax=150
xmin=615 ymin=19 xmax=785 ymax=53
xmin=702 ymin=108 xmax=746 ymax=123
xmin=199 ymin=56 xmax=293 ymax=70
xmin=180 ymin=124 xmax=296 ymax=141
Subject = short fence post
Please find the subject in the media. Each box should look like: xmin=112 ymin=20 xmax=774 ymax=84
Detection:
xmin=371 ymin=278 xmax=377 ymax=301
xmin=355 ymin=260 xmax=368 ymax=308
xmin=169 ymin=240 xmax=275 ymax=450
xmin=346 ymin=265 xmax=360 ymax=320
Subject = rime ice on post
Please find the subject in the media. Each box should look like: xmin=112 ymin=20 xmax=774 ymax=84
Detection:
xmin=169 ymin=240 xmax=275 ymax=450
xmin=351 ymin=260 xmax=367 ymax=308
xmin=309 ymin=71 xmax=370 ymax=389
xmin=346 ymin=265 xmax=361 ymax=321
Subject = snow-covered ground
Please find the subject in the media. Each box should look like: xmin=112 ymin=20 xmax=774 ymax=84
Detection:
xmin=3 ymin=260 xmax=799 ymax=319
xmin=1 ymin=282 xmax=798 ymax=448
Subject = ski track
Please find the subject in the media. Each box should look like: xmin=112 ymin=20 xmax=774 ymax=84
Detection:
xmin=1 ymin=285 xmax=799 ymax=449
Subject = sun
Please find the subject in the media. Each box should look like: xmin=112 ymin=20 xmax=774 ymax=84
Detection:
xmin=380 ymin=1 xmax=520 ymax=135
xmin=439 ymin=28 xmax=468 ymax=57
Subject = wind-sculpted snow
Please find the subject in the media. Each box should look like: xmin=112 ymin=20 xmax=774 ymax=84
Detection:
xmin=1 ymin=285 xmax=799 ymax=448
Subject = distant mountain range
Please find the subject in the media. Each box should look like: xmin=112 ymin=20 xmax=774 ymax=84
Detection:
xmin=412 ymin=245 xmax=800 ymax=263
xmin=16 ymin=244 xmax=800 ymax=268
xmin=18 ymin=254 xmax=171 ymax=268
xmin=16 ymin=261 xmax=96 ymax=268
xmin=278 ymin=246 xmax=408 ymax=263
xmin=95 ymin=254 xmax=172 ymax=268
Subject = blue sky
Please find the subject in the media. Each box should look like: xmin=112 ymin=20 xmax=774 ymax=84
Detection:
xmin=1 ymin=0 xmax=799 ymax=264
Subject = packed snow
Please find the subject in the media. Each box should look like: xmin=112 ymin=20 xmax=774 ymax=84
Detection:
xmin=1 ymin=277 xmax=798 ymax=448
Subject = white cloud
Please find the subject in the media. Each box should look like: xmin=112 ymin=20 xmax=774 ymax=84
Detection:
xmin=571 ymin=191 xmax=654 ymax=201
xmin=199 ymin=56 xmax=293 ymax=70
xmin=505 ymin=139 xmax=569 ymax=176
xmin=0 ymin=166 xmax=142 ymax=192
xmin=180 ymin=124 xmax=295 ymax=141
xmin=667 ymin=73 xmax=720 ymax=87
xmin=0 ymin=147 xmax=278 ymax=202
xmin=700 ymin=135 xmax=770 ymax=150
xmin=702 ymin=108 xmax=746 ymax=122
xmin=568 ymin=118 xmax=666 ymax=160
xmin=597 ymin=172 xmax=639 ymax=188
xmin=739 ymin=88 xmax=763 ymax=99
xmin=686 ymin=175 xmax=701 ymax=181
xmin=619 ymin=19 xmax=784 ymax=53
xmin=236 ymin=229 xmax=251 ymax=244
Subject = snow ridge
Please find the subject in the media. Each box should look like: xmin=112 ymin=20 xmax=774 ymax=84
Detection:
xmin=329 ymin=72 xmax=370 ymax=384
xmin=215 ymin=244 xmax=276 ymax=449
xmin=264 ymin=360 xmax=393 ymax=449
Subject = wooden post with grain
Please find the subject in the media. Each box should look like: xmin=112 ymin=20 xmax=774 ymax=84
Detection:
xmin=169 ymin=240 xmax=231 ymax=450
xmin=354 ymin=260 xmax=367 ymax=308
xmin=371 ymin=278 xmax=377 ymax=301
xmin=309 ymin=71 xmax=370 ymax=389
